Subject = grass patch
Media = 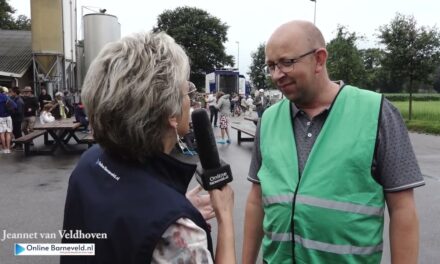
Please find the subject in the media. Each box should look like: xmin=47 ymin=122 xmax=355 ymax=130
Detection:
xmin=404 ymin=120 xmax=440 ymax=135
xmin=390 ymin=101 xmax=440 ymax=135
xmin=384 ymin=93 xmax=440 ymax=101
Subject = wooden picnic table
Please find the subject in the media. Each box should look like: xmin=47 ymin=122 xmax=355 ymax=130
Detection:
xmin=34 ymin=118 xmax=84 ymax=154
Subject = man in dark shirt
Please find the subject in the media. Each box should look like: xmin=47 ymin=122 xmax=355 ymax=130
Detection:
xmin=10 ymin=87 xmax=24 ymax=149
xmin=38 ymin=87 xmax=52 ymax=111
xmin=21 ymin=86 xmax=39 ymax=135
xmin=242 ymin=20 xmax=424 ymax=264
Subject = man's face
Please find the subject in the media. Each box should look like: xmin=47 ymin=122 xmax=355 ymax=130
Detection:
xmin=265 ymin=35 xmax=316 ymax=104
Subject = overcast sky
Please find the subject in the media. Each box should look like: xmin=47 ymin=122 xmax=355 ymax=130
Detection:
xmin=9 ymin=0 xmax=440 ymax=78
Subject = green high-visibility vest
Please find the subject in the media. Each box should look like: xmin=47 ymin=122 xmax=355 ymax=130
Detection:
xmin=259 ymin=86 xmax=384 ymax=263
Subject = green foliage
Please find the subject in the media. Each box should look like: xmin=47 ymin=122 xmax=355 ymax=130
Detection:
xmin=0 ymin=0 xmax=30 ymax=30
xmin=378 ymin=13 xmax=440 ymax=93
xmin=433 ymin=66 xmax=440 ymax=93
xmin=326 ymin=25 xmax=366 ymax=87
xmin=359 ymin=48 xmax=385 ymax=91
xmin=0 ymin=0 xmax=15 ymax=29
xmin=247 ymin=43 xmax=277 ymax=91
xmin=248 ymin=43 xmax=267 ymax=89
xmin=13 ymin=14 xmax=30 ymax=30
xmin=404 ymin=120 xmax=440 ymax=135
xmin=153 ymin=6 xmax=234 ymax=89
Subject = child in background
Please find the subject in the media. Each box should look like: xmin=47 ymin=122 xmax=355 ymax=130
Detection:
xmin=40 ymin=103 xmax=55 ymax=124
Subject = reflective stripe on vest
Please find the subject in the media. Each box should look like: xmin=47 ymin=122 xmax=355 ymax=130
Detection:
xmin=265 ymin=232 xmax=383 ymax=255
xmin=263 ymin=194 xmax=384 ymax=216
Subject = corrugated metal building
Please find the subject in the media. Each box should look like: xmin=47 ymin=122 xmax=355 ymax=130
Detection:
xmin=0 ymin=29 xmax=33 ymax=88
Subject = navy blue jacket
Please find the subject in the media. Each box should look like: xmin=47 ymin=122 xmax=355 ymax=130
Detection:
xmin=11 ymin=96 xmax=24 ymax=121
xmin=61 ymin=145 xmax=213 ymax=263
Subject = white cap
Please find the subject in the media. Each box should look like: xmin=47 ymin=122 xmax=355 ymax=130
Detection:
xmin=55 ymin=91 xmax=64 ymax=97
xmin=259 ymin=89 xmax=264 ymax=93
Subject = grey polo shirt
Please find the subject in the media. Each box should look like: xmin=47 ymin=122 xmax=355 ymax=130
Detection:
xmin=248 ymin=91 xmax=425 ymax=192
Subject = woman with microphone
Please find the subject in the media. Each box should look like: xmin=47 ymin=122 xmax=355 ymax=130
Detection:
xmin=61 ymin=31 xmax=235 ymax=264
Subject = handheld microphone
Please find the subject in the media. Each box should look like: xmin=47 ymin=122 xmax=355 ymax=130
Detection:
xmin=191 ymin=109 xmax=233 ymax=190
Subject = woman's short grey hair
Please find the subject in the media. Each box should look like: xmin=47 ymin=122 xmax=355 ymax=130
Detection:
xmin=81 ymin=31 xmax=189 ymax=162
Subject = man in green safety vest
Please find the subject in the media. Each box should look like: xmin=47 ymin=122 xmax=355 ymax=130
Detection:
xmin=242 ymin=20 xmax=425 ymax=264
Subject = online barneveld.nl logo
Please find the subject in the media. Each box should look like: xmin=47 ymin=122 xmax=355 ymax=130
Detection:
xmin=14 ymin=243 xmax=94 ymax=256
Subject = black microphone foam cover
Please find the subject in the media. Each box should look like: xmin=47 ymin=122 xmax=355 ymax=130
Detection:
xmin=191 ymin=109 xmax=221 ymax=170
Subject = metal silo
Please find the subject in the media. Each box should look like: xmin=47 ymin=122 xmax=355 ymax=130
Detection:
xmin=31 ymin=0 xmax=64 ymax=56
xmin=63 ymin=0 xmax=77 ymax=92
xmin=83 ymin=13 xmax=121 ymax=76
xmin=31 ymin=0 xmax=77 ymax=95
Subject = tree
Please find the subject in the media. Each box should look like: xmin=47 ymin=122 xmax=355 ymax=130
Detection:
xmin=326 ymin=25 xmax=366 ymax=87
xmin=13 ymin=14 xmax=31 ymax=30
xmin=248 ymin=43 xmax=267 ymax=89
xmin=433 ymin=66 xmax=440 ymax=93
xmin=0 ymin=0 xmax=16 ymax=29
xmin=153 ymin=6 xmax=234 ymax=89
xmin=0 ymin=0 xmax=31 ymax=30
xmin=247 ymin=43 xmax=282 ymax=92
xmin=378 ymin=13 xmax=440 ymax=119
xmin=359 ymin=48 xmax=385 ymax=91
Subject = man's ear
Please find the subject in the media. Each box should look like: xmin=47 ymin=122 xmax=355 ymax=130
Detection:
xmin=314 ymin=48 xmax=328 ymax=74
xmin=168 ymin=116 xmax=178 ymax=129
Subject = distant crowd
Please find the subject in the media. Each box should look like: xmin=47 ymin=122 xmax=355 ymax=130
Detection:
xmin=189 ymin=89 xmax=272 ymax=145
xmin=0 ymin=86 xmax=89 ymax=154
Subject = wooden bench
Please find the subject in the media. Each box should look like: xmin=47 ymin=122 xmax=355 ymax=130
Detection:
xmin=231 ymin=124 xmax=256 ymax=145
xmin=13 ymin=130 xmax=47 ymax=156
xmin=79 ymin=133 xmax=96 ymax=148
xmin=244 ymin=116 xmax=259 ymax=126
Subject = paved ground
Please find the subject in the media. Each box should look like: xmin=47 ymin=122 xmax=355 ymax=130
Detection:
xmin=0 ymin=115 xmax=439 ymax=263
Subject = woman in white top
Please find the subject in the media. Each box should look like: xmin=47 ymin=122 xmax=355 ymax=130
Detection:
xmin=39 ymin=103 xmax=55 ymax=124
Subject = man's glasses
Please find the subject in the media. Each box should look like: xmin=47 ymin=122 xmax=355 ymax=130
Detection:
xmin=264 ymin=49 xmax=317 ymax=74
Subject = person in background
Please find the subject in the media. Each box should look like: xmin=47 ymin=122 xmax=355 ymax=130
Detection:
xmin=0 ymin=87 xmax=17 ymax=154
xmin=245 ymin=95 xmax=254 ymax=117
xmin=207 ymin=92 xmax=218 ymax=127
xmin=230 ymin=92 xmax=236 ymax=115
xmin=231 ymin=93 xmax=241 ymax=116
xmin=38 ymin=86 xmax=52 ymax=111
xmin=182 ymin=82 xmax=199 ymax=153
xmin=216 ymin=91 xmax=231 ymax=144
xmin=253 ymin=89 xmax=265 ymax=118
xmin=63 ymin=90 xmax=75 ymax=115
xmin=74 ymin=102 xmax=89 ymax=132
xmin=9 ymin=87 xmax=24 ymax=150
xmin=241 ymin=95 xmax=248 ymax=115
xmin=243 ymin=20 xmax=424 ymax=264
xmin=61 ymin=31 xmax=235 ymax=264
xmin=21 ymin=86 xmax=39 ymax=135
xmin=39 ymin=103 xmax=55 ymax=124
xmin=51 ymin=92 xmax=69 ymax=120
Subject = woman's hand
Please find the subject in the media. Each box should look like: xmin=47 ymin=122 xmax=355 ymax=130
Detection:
xmin=186 ymin=185 xmax=215 ymax=221
xmin=210 ymin=184 xmax=236 ymax=263
xmin=209 ymin=184 xmax=234 ymax=223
